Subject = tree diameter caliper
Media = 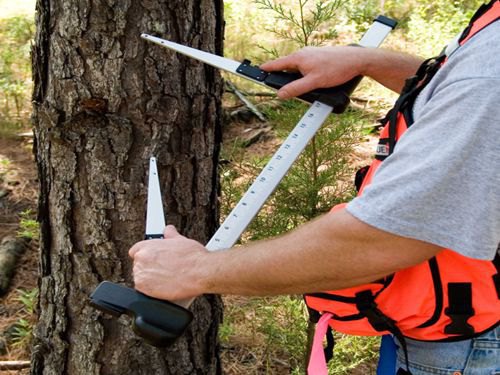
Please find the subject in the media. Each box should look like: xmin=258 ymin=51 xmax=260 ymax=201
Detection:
xmin=90 ymin=16 xmax=397 ymax=347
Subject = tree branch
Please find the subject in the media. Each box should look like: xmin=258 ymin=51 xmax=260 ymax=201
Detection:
xmin=0 ymin=361 xmax=31 ymax=370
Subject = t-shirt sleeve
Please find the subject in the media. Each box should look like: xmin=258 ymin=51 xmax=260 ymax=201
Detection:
xmin=346 ymin=77 xmax=500 ymax=260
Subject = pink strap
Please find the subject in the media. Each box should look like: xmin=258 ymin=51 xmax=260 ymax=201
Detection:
xmin=307 ymin=312 xmax=333 ymax=375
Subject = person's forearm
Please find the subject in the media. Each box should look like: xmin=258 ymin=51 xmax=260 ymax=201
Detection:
xmin=359 ymin=48 xmax=424 ymax=93
xmin=199 ymin=209 xmax=440 ymax=296
xmin=129 ymin=209 xmax=441 ymax=300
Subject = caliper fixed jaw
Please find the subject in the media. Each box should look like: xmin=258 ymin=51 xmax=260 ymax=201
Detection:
xmin=90 ymin=281 xmax=193 ymax=347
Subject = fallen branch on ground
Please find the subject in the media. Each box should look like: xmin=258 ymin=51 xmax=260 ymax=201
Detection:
xmin=0 ymin=361 xmax=31 ymax=370
xmin=226 ymin=81 xmax=267 ymax=122
xmin=0 ymin=236 xmax=31 ymax=295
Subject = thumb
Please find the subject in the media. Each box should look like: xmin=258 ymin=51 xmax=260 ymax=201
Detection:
xmin=163 ymin=225 xmax=180 ymax=238
xmin=277 ymin=75 xmax=319 ymax=99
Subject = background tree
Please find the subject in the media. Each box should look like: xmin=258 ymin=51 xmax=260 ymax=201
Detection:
xmin=30 ymin=0 xmax=224 ymax=373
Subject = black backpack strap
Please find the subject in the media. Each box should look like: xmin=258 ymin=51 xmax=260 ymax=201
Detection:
xmin=492 ymin=245 xmax=500 ymax=299
xmin=324 ymin=326 xmax=335 ymax=363
xmin=459 ymin=0 xmax=500 ymax=43
xmin=417 ymin=257 xmax=444 ymax=329
xmin=355 ymin=291 xmax=413 ymax=374
xmin=354 ymin=165 xmax=370 ymax=191
xmin=383 ymin=54 xmax=447 ymax=157
xmin=397 ymin=368 xmax=413 ymax=375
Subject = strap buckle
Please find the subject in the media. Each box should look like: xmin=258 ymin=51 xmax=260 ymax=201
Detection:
xmin=444 ymin=283 xmax=475 ymax=336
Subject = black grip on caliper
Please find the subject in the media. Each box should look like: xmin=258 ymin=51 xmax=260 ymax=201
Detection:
xmin=267 ymin=72 xmax=362 ymax=113
xmin=236 ymin=59 xmax=363 ymax=113
xmin=89 ymin=281 xmax=193 ymax=347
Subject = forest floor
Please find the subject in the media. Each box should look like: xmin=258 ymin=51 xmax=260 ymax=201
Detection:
xmin=0 ymin=135 xmax=38 ymax=375
xmin=0 ymin=103 xmax=378 ymax=374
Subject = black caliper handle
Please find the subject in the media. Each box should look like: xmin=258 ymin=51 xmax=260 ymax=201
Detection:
xmin=89 ymin=281 xmax=193 ymax=347
xmin=236 ymin=59 xmax=363 ymax=113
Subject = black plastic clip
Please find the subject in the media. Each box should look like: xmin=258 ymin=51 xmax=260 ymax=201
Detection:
xmin=236 ymin=59 xmax=269 ymax=82
xmin=444 ymin=282 xmax=475 ymax=336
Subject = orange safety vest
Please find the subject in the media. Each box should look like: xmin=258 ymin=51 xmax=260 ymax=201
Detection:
xmin=305 ymin=0 xmax=500 ymax=372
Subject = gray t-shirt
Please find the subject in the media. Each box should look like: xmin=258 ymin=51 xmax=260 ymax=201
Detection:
xmin=347 ymin=21 xmax=500 ymax=260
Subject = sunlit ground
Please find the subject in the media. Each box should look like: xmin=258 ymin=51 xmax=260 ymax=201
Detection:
xmin=0 ymin=0 xmax=35 ymax=19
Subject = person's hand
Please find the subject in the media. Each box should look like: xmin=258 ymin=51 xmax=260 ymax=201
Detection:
xmin=260 ymin=45 xmax=367 ymax=99
xmin=129 ymin=225 xmax=209 ymax=301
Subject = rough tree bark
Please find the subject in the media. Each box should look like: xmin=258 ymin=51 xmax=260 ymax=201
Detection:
xmin=31 ymin=0 xmax=224 ymax=374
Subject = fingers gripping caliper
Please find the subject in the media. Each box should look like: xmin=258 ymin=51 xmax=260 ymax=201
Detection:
xmin=90 ymin=16 xmax=397 ymax=347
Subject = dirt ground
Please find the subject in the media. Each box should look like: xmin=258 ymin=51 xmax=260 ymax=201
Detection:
xmin=0 ymin=135 xmax=38 ymax=374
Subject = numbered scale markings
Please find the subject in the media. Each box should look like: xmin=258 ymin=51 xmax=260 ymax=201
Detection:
xmin=206 ymin=101 xmax=332 ymax=251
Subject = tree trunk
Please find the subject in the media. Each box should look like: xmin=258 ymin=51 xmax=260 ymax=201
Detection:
xmin=31 ymin=1 xmax=224 ymax=374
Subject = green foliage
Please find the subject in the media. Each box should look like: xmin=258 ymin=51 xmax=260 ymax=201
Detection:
xmin=221 ymin=295 xmax=309 ymax=372
xmin=328 ymin=334 xmax=380 ymax=374
xmin=346 ymin=0 xmax=414 ymax=33
xmin=218 ymin=318 xmax=235 ymax=344
xmin=16 ymin=288 xmax=38 ymax=315
xmin=407 ymin=0 xmax=485 ymax=57
xmin=0 ymin=14 xmax=34 ymax=124
xmin=0 ymin=157 xmax=11 ymax=187
xmin=224 ymin=1 xmax=277 ymax=62
xmin=255 ymin=0 xmax=345 ymax=48
xmin=224 ymin=0 xmax=487 ymax=60
xmin=10 ymin=318 xmax=32 ymax=347
xmin=0 ymin=157 xmax=11 ymax=169
xmin=344 ymin=0 xmax=381 ymax=33
xmin=258 ymin=296 xmax=309 ymax=371
xmin=345 ymin=0 xmax=486 ymax=53
xmin=224 ymin=0 xmax=346 ymax=65
xmin=11 ymin=288 xmax=38 ymax=349
xmin=18 ymin=209 xmax=40 ymax=240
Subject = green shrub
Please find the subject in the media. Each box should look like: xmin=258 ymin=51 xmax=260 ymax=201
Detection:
xmin=243 ymin=102 xmax=362 ymax=241
xmin=11 ymin=288 xmax=38 ymax=349
xmin=328 ymin=334 xmax=380 ymax=374
xmin=18 ymin=209 xmax=39 ymax=240
xmin=0 ymin=14 xmax=35 ymax=123
xmin=407 ymin=1 xmax=484 ymax=57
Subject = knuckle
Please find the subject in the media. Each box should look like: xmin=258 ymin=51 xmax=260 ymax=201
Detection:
xmin=134 ymin=248 xmax=149 ymax=261
xmin=290 ymin=50 xmax=303 ymax=61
